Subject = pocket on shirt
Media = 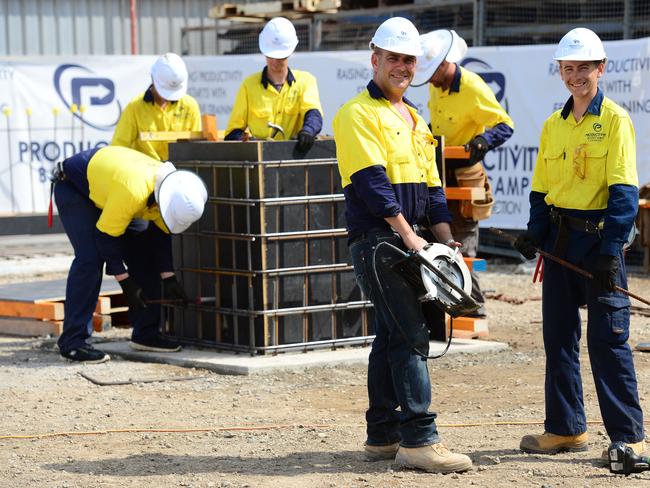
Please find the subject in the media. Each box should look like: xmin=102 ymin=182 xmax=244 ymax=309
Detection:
xmin=544 ymin=147 xmax=565 ymax=187
xmin=584 ymin=144 xmax=608 ymax=183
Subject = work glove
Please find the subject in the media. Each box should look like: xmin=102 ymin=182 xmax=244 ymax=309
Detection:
xmin=162 ymin=275 xmax=190 ymax=306
xmin=592 ymin=254 xmax=619 ymax=292
xmin=295 ymin=131 xmax=315 ymax=153
xmin=466 ymin=135 xmax=489 ymax=165
xmin=513 ymin=233 xmax=538 ymax=260
xmin=119 ymin=277 xmax=147 ymax=311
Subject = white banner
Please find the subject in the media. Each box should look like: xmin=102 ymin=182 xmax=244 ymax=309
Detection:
xmin=1 ymin=37 xmax=649 ymax=230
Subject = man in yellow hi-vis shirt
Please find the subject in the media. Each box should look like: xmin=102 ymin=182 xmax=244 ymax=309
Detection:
xmin=413 ymin=30 xmax=514 ymax=318
xmin=333 ymin=17 xmax=471 ymax=474
xmin=52 ymin=146 xmax=207 ymax=363
xmin=514 ymin=28 xmax=645 ymax=460
xmin=225 ymin=17 xmax=323 ymax=152
xmin=112 ymin=53 xmax=202 ymax=161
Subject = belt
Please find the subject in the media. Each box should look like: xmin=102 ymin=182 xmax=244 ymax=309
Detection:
xmin=549 ymin=208 xmax=602 ymax=235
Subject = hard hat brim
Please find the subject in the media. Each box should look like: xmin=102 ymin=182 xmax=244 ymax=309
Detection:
xmin=412 ymin=30 xmax=467 ymax=87
xmin=153 ymin=78 xmax=187 ymax=101
xmin=157 ymin=170 xmax=208 ymax=234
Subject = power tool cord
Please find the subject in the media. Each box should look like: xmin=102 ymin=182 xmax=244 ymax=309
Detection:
xmin=371 ymin=240 xmax=454 ymax=360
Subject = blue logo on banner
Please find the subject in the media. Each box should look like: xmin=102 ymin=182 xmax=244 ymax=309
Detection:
xmin=460 ymin=57 xmax=509 ymax=112
xmin=53 ymin=64 xmax=122 ymax=131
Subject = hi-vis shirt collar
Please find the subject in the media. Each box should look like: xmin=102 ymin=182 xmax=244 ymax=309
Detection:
xmin=561 ymin=88 xmax=604 ymax=119
xmin=143 ymin=85 xmax=178 ymax=104
xmin=261 ymin=66 xmax=296 ymax=89
xmin=449 ymin=63 xmax=461 ymax=93
xmin=366 ymin=80 xmax=417 ymax=109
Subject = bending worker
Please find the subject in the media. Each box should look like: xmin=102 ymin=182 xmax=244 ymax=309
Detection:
xmin=514 ymin=28 xmax=646 ymax=460
xmin=225 ymin=17 xmax=323 ymax=152
xmin=112 ymin=53 xmax=202 ymax=161
xmin=333 ymin=17 xmax=471 ymax=474
xmin=53 ymin=145 xmax=207 ymax=363
xmin=412 ymin=30 xmax=514 ymax=318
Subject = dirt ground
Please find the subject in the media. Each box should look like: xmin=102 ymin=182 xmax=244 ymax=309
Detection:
xmin=1 ymin=264 xmax=649 ymax=487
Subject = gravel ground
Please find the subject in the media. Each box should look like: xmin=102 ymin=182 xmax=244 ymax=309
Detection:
xmin=1 ymin=264 xmax=649 ymax=487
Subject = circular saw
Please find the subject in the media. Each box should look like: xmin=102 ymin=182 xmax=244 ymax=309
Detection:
xmin=411 ymin=243 xmax=479 ymax=317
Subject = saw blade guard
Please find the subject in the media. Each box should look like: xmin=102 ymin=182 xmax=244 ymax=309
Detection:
xmin=415 ymin=243 xmax=479 ymax=317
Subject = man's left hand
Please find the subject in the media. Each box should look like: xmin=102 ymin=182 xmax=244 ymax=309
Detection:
xmin=593 ymin=255 xmax=619 ymax=292
xmin=466 ymin=135 xmax=489 ymax=164
xmin=296 ymin=131 xmax=315 ymax=152
xmin=162 ymin=276 xmax=190 ymax=306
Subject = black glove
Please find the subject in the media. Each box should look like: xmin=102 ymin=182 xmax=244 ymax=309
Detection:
xmin=513 ymin=233 xmax=538 ymax=260
xmin=162 ymin=275 xmax=189 ymax=306
xmin=119 ymin=277 xmax=147 ymax=310
xmin=295 ymin=131 xmax=315 ymax=152
xmin=466 ymin=135 xmax=489 ymax=164
xmin=593 ymin=255 xmax=619 ymax=292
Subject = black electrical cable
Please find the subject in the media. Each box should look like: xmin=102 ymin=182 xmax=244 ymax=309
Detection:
xmin=371 ymin=240 xmax=454 ymax=360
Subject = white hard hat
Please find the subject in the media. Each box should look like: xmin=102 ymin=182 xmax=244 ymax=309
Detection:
xmin=553 ymin=27 xmax=606 ymax=61
xmin=155 ymin=169 xmax=208 ymax=234
xmin=259 ymin=17 xmax=299 ymax=59
xmin=369 ymin=17 xmax=423 ymax=57
xmin=151 ymin=53 xmax=188 ymax=101
xmin=412 ymin=29 xmax=468 ymax=87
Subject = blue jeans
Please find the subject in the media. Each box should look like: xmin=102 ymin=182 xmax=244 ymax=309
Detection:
xmin=349 ymin=231 xmax=439 ymax=448
xmin=55 ymin=180 xmax=163 ymax=353
xmin=542 ymin=243 xmax=644 ymax=443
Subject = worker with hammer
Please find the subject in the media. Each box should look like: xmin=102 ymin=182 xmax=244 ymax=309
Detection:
xmin=514 ymin=28 xmax=646 ymax=460
xmin=412 ymin=29 xmax=514 ymax=320
xmin=225 ymin=17 xmax=323 ymax=152
xmin=52 ymin=146 xmax=207 ymax=363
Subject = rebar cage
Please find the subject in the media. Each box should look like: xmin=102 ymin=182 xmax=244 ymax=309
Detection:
xmin=167 ymin=140 xmax=374 ymax=354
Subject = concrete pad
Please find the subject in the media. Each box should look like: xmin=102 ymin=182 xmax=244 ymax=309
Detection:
xmin=98 ymin=339 xmax=509 ymax=375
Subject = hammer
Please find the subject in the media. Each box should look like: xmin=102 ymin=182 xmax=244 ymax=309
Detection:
xmin=267 ymin=122 xmax=285 ymax=140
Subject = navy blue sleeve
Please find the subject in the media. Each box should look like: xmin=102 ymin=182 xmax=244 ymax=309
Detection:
xmin=481 ymin=122 xmax=513 ymax=149
xmin=601 ymin=183 xmax=638 ymax=256
xmin=95 ymin=230 xmax=126 ymax=275
xmin=527 ymin=190 xmax=550 ymax=244
xmin=350 ymin=165 xmax=401 ymax=218
xmin=427 ymin=186 xmax=452 ymax=224
xmin=300 ymin=108 xmax=323 ymax=136
xmin=225 ymin=129 xmax=245 ymax=141
xmin=150 ymin=225 xmax=174 ymax=273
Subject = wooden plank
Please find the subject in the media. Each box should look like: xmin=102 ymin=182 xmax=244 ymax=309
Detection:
xmin=93 ymin=314 xmax=111 ymax=332
xmin=202 ymin=114 xmax=218 ymax=141
xmin=95 ymin=296 xmax=111 ymax=315
xmin=0 ymin=300 xmax=64 ymax=320
xmin=449 ymin=316 xmax=489 ymax=333
xmin=443 ymin=145 xmax=470 ymax=160
xmin=445 ymin=186 xmax=486 ymax=201
xmin=0 ymin=278 xmax=121 ymax=303
xmin=451 ymin=328 xmax=489 ymax=339
xmin=139 ymin=130 xmax=204 ymax=142
xmin=0 ymin=317 xmax=63 ymax=337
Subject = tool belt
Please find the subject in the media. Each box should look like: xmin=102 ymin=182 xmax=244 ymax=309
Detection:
xmin=549 ymin=207 xmax=602 ymax=257
xmin=454 ymin=162 xmax=494 ymax=222
xmin=549 ymin=208 xmax=602 ymax=235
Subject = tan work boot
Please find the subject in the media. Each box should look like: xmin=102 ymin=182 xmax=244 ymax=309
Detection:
xmin=520 ymin=432 xmax=588 ymax=454
xmin=601 ymin=439 xmax=647 ymax=463
xmin=394 ymin=443 xmax=473 ymax=473
xmin=364 ymin=442 xmax=399 ymax=461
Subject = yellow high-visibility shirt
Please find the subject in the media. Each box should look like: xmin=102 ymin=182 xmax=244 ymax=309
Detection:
xmin=532 ymin=95 xmax=637 ymax=210
xmin=428 ymin=66 xmax=513 ymax=145
xmin=226 ymin=69 xmax=322 ymax=140
xmin=111 ymin=91 xmax=201 ymax=161
xmin=334 ymin=88 xmax=440 ymax=189
xmin=87 ymin=146 xmax=168 ymax=236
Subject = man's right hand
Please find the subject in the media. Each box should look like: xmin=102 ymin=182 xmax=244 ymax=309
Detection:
xmin=403 ymin=233 xmax=428 ymax=253
xmin=118 ymin=277 xmax=147 ymax=310
xmin=513 ymin=233 xmax=538 ymax=260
